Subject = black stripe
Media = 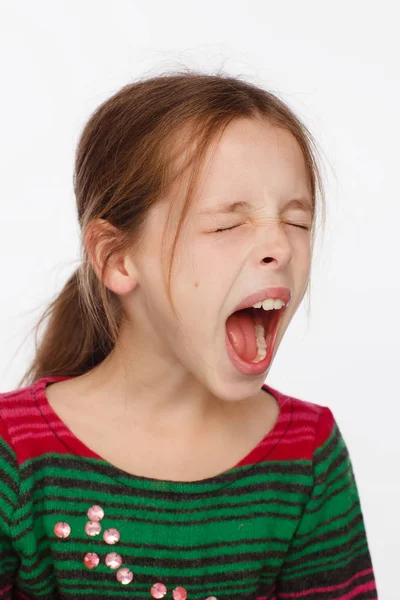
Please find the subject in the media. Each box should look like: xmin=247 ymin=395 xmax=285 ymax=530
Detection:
xmin=289 ymin=512 xmax=365 ymax=555
xmin=0 ymin=438 xmax=17 ymax=462
xmin=18 ymin=474 xmax=312 ymax=506
xmin=16 ymin=528 xmax=290 ymax=562
xmin=294 ymin=497 xmax=360 ymax=540
xmin=282 ymin=531 xmax=371 ymax=569
xmin=29 ymin=561 xmax=272 ymax=588
xmin=277 ymin=551 xmax=375 ymax=597
xmin=315 ymin=423 xmax=340 ymax=464
xmin=0 ymin=466 xmax=18 ymax=497
xmin=20 ymin=452 xmax=312 ymax=484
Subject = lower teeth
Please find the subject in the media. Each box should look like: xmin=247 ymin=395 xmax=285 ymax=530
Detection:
xmin=250 ymin=323 xmax=267 ymax=363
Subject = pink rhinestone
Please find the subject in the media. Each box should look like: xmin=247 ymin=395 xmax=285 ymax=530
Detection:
xmin=87 ymin=505 xmax=104 ymax=521
xmin=172 ymin=587 xmax=187 ymax=600
xmin=116 ymin=567 xmax=133 ymax=585
xmin=151 ymin=582 xmax=167 ymax=598
xmin=84 ymin=552 xmax=100 ymax=569
xmin=103 ymin=528 xmax=120 ymax=544
xmin=85 ymin=521 xmax=101 ymax=536
xmin=105 ymin=552 xmax=123 ymax=569
xmin=53 ymin=522 xmax=71 ymax=538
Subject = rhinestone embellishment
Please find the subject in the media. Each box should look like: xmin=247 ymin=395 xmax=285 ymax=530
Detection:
xmin=53 ymin=522 xmax=71 ymax=538
xmin=54 ymin=507 xmax=218 ymax=599
xmin=103 ymin=527 xmax=120 ymax=544
xmin=172 ymin=586 xmax=188 ymax=600
xmin=105 ymin=551 xmax=123 ymax=569
xmin=87 ymin=505 xmax=104 ymax=521
xmin=54 ymin=505 xmax=220 ymax=598
xmin=116 ymin=567 xmax=134 ymax=584
xmin=85 ymin=520 xmax=102 ymax=536
xmin=84 ymin=552 xmax=100 ymax=569
xmin=151 ymin=582 xmax=167 ymax=598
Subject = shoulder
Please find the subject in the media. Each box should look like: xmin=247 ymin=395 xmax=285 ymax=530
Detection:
xmin=0 ymin=381 xmax=34 ymax=521
xmin=0 ymin=377 xmax=56 ymax=464
xmin=264 ymin=384 xmax=338 ymax=460
xmin=0 ymin=379 xmax=39 ymax=442
xmin=290 ymin=393 xmax=336 ymax=448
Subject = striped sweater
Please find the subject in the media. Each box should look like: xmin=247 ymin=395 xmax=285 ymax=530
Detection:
xmin=0 ymin=375 xmax=377 ymax=599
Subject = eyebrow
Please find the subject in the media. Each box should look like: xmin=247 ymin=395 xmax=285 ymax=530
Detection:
xmin=199 ymin=197 xmax=313 ymax=216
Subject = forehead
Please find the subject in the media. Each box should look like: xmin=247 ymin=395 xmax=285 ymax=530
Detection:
xmin=196 ymin=118 xmax=312 ymax=214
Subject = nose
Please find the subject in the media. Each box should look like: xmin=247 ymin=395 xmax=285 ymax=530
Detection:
xmin=257 ymin=221 xmax=292 ymax=269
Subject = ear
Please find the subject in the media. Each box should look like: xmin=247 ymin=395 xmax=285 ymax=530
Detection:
xmin=84 ymin=218 xmax=138 ymax=296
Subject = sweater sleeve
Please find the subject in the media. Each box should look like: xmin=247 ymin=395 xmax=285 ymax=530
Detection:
xmin=0 ymin=413 xmax=19 ymax=597
xmin=275 ymin=406 xmax=378 ymax=599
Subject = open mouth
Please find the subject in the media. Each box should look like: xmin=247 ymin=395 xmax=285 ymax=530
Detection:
xmin=225 ymin=304 xmax=285 ymax=367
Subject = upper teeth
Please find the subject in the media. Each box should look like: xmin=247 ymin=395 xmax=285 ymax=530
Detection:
xmin=252 ymin=299 xmax=285 ymax=310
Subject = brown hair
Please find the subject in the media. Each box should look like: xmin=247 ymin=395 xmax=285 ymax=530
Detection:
xmin=19 ymin=68 xmax=325 ymax=387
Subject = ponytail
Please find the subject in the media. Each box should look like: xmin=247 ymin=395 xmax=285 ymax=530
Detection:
xmin=19 ymin=267 xmax=117 ymax=387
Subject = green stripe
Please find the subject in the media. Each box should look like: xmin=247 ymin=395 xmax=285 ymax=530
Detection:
xmin=0 ymin=409 xmax=375 ymax=599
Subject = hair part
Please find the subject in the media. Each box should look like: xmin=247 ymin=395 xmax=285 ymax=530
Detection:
xmin=19 ymin=69 xmax=325 ymax=387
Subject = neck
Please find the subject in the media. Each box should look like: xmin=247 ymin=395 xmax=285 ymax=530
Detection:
xmin=75 ymin=342 xmax=242 ymax=439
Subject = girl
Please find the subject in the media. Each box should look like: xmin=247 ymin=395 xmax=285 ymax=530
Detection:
xmin=0 ymin=71 xmax=377 ymax=599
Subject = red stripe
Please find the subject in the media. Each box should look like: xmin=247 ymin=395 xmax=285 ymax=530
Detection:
xmin=0 ymin=584 xmax=12 ymax=597
xmin=1 ymin=377 xmax=333 ymax=467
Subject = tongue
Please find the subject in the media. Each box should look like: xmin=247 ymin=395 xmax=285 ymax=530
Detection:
xmin=226 ymin=309 xmax=259 ymax=362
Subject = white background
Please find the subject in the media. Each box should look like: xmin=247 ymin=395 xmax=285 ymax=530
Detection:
xmin=0 ymin=1 xmax=398 ymax=596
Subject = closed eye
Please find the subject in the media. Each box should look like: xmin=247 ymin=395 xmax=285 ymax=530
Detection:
xmin=288 ymin=223 xmax=310 ymax=230
xmin=214 ymin=224 xmax=242 ymax=233
xmin=213 ymin=222 xmax=310 ymax=233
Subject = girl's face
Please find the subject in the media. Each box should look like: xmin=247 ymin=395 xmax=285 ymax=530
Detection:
xmin=121 ymin=117 xmax=313 ymax=401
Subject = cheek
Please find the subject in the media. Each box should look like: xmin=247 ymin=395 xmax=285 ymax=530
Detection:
xmin=300 ymin=241 xmax=311 ymax=266
xmin=289 ymin=236 xmax=311 ymax=292
xmin=292 ymin=231 xmax=311 ymax=260
xmin=297 ymin=249 xmax=312 ymax=295
xmin=184 ymin=237 xmax=231 ymax=279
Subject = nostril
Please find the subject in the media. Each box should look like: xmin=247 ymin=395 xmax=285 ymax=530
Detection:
xmin=263 ymin=257 xmax=274 ymax=263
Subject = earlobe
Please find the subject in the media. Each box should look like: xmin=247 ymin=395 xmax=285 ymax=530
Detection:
xmin=105 ymin=256 xmax=137 ymax=296
xmin=113 ymin=255 xmax=138 ymax=296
